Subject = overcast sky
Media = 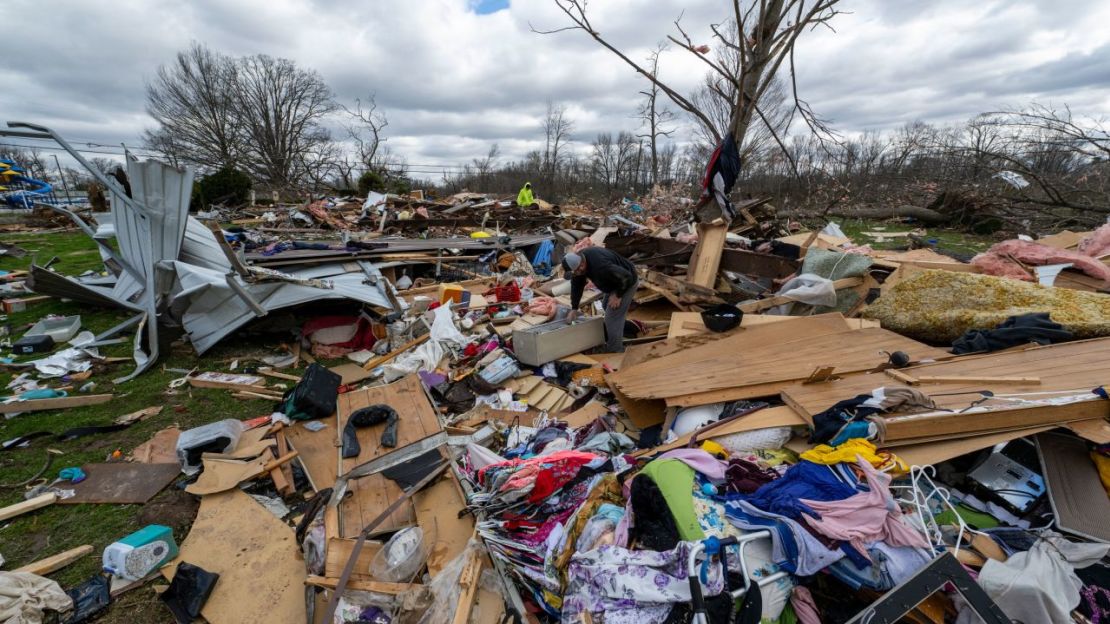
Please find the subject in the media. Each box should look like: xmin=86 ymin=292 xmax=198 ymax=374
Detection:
xmin=2 ymin=0 xmax=1108 ymax=177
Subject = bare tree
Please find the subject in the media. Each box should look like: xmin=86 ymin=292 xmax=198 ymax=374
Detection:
xmin=636 ymin=45 xmax=677 ymax=186
xmin=232 ymin=54 xmax=338 ymax=188
xmin=591 ymin=133 xmax=618 ymax=195
xmin=534 ymin=0 xmax=843 ymax=218
xmin=472 ymin=144 xmax=500 ymax=189
xmin=143 ymin=42 xmax=241 ymax=170
xmin=343 ymin=95 xmax=389 ymax=170
xmin=542 ymin=102 xmax=574 ymax=185
xmin=614 ymin=131 xmax=639 ymax=192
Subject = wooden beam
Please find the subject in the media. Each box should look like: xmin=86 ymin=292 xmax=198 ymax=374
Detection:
xmin=270 ymin=424 xmax=296 ymax=497
xmin=883 ymin=400 xmax=1110 ymax=442
xmin=885 ymin=369 xmax=919 ymax=385
xmin=0 ymin=492 xmax=57 ymax=521
xmin=16 ymin=545 xmax=93 ymax=576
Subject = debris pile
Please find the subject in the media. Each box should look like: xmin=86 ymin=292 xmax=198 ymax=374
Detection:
xmin=4 ymin=122 xmax=1110 ymax=624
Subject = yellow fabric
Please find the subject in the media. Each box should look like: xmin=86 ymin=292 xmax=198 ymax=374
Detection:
xmin=801 ymin=438 xmax=908 ymax=474
xmin=700 ymin=440 xmax=727 ymax=459
xmin=1092 ymin=452 xmax=1110 ymax=496
xmin=517 ymin=183 xmax=534 ymax=207
xmin=470 ymin=231 xmax=491 ymax=238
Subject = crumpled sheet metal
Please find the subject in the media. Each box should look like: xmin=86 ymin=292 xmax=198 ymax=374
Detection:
xmin=864 ymin=270 xmax=1110 ymax=343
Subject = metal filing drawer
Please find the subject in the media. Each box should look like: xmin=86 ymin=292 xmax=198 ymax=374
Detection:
xmin=512 ymin=317 xmax=605 ymax=366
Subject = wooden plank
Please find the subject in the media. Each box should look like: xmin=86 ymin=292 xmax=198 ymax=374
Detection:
xmin=361 ymin=335 xmax=430 ymax=371
xmin=687 ymin=223 xmax=728 ymax=288
xmin=337 ymin=375 xmax=442 ymax=475
xmin=637 ymin=406 xmax=807 ymax=455
xmin=560 ymin=401 xmax=609 ymax=428
xmin=0 ymin=394 xmax=113 ymax=414
xmin=271 ymin=424 xmax=296 ymax=497
xmin=306 ymin=575 xmax=416 ymax=595
xmin=884 ymin=402 xmax=1110 ymax=441
xmin=15 ymin=545 xmax=93 ymax=576
xmin=414 ymin=472 xmax=474 ymax=576
xmin=0 ymin=493 xmax=56 ymax=521
xmin=915 ymin=376 xmax=1040 ymax=385
xmin=1067 ymin=418 xmax=1110 ymax=444
xmin=324 ymin=538 xmax=383 ymax=581
xmin=163 ymin=489 xmax=307 ymax=624
xmin=284 ymin=416 xmax=338 ymax=492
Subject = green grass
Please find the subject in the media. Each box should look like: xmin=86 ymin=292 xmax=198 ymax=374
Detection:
xmin=831 ymin=219 xmax=999 ymax=257
xmin=0 ymin=230 xmax=292 ymax=621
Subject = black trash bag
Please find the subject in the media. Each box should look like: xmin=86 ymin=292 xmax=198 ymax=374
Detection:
xmin=341 ymin=405 xmax=398 ymax=458
xmin=62 ymin=574 xmax=111 ymax=624
xmin=160 ymin=562 xmax=220 ymax=624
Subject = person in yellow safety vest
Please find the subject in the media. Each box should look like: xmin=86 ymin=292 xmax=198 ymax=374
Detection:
xmin=516 ymin=182 xmax=535 ymax=207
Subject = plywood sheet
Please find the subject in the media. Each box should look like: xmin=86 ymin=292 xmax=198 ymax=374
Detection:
xmin=59 ymin=463 xmax=180 ymax=505
xmin=185 ymin=452 xmax=273 ymax=495
xmin=892 ymin=426 xmax=1055 ymax=467
xmin=561 ymin=401 xmax=609 ymax=428
xmin=338 ymin=375 xmax=442 ymax=474
xmin=615 ymin=326 xmax=945 ymax=401
xmin=284 ymin=416 xmax=339 ymax=491
xmin=340 ymin=471 xmax=417 ymax=538
xmin=414 ymin=472 xmax=474 ymax=575
xmin=163 ymin=489 xmax=306 ymax=624
xmin=330 ymin=363 xmax=374 ymax=385
xmin=781 ymin=337 xmax=1110 ymax=421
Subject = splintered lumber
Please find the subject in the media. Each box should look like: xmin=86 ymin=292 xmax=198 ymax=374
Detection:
xmin=687 ymin=223 xmax=728 ymax=289
xmin=0 ymin=394 xmax=113 ymax=414
xmin=612 ymin=317 xmax=945 ymax=405
xmin=324 ymin=538 xmax=383 ymax=581
xmin=361 ymin=334 xmax=430 ymax=371
xmin=16 ymin=545 xmax=93 ymax=576
xmin=452 ymin=549 xmax=483 ymax=624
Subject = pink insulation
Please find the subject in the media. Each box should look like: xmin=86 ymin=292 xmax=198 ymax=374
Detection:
xmin=1079 ymin=224 xmax=1110 ymax=258
xmin=971 ymin=239 xmax=1110 ymax=284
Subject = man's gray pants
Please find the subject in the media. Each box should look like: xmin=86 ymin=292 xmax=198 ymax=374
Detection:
xmin=603 ymin=283 xmax=637 ymax=353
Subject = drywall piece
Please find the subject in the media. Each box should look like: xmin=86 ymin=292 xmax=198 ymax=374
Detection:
xmin=1036 ymin=431 xmax=1110 ymax=542
xmin=163 ymin=489 xmax=306 ymax=624
xmin=59 ymin=463 xmax=180 ymax=505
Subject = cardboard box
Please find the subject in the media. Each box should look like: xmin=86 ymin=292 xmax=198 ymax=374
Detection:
xmin=3 ymin=296 xmax=51 ymax=314
xmin=513 ymin=317 xmax=605 ymax=366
